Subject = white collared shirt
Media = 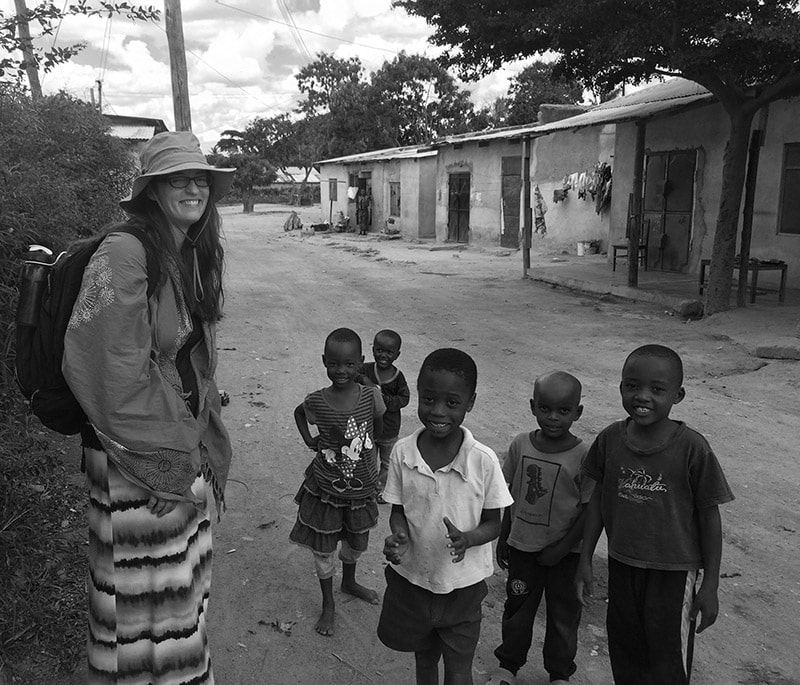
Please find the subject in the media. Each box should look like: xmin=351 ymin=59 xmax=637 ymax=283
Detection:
xmin=383 ymin=426 xmax=513 ymax=594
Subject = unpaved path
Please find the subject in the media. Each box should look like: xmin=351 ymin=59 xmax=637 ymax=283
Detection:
xmin=78 ymin=204 xmax=800 ymax=685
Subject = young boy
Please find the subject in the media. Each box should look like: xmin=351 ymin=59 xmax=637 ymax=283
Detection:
xmin=358 ymin=329 xmax=410 ymax=498
xmin=488 ymin=371 xmax=593 ymax=685
xmin=378 ymin=348 xmax=513 ymax=685
xmin=576 ymin=344 xmax=734 ymax=685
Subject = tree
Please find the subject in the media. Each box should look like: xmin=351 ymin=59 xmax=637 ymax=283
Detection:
xmin=1 ymin=1 xmax=159 ymax=95
xmin=396 ymin=0 xmax=800 ymax=314
xmin=505 ymin=61 xmax=584 ymax=126
xmin=295 ymin=51 xmax=481 ymax=156
xmin=209 ymin=152 xmax=276 ymax=214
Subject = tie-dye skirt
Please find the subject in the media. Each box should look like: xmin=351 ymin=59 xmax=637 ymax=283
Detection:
xmin=84 ymin=447 xmax=214 ymax=684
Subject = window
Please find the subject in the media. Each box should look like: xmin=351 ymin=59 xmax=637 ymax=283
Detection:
xmin=328 ymin=178 xmax=338 ymax=201
xmin=778 ymin=143 xmax=800 ymax=235
xmin=348 ymin=172 xmax=357 ymax=188
xmin=389 ymin=181 xmax=401 ymax=217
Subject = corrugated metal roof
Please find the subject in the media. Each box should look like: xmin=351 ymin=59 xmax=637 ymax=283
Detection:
xmin=532 ymin=78 xmax=714 ymax=135
xmin=315 ymin=78 xmax=716 ymax=164
xmin=318 ymin=145 xmax=438 ymax=165
xmin=274 ymin=166 xmax=321 ymax=183
xmin=108 ymin=124 xmax=161 ymax=140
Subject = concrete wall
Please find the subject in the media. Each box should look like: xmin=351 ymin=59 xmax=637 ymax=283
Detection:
xmin=319 ymin=158 xmax=435 ymax=239
xmin=748 ymin=95 xmax=800 ymax=286
xmin=531 ymin=125 xmax=614 ymax=253
xmin=318 ymin=163 xmax=350 ymax=223
xmin=434 ymin=140 xmax=518 ymax=244
xmin=612 ymin=96 xmax=800 ymax=287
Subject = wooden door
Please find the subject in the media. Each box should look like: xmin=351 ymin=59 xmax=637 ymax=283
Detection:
xmin=643 ymin=150 xmax=696 ymax=271
xmin=447 ymin=173 xmax=470 ymax=243
xmin=501 ymin=157 xmax=521 ymax=248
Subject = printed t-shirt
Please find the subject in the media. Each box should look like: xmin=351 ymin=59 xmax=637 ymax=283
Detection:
xmin=503 ymin=432 xmax=593 ymax=553
xmin=583 ymin=420 xmax=734 ymax=571
xmin=303 ymin=385 xmax=385 ymax=499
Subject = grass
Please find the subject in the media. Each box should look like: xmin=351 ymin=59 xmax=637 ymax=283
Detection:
xmin=0 ymin=396 xmax=87 ymax=683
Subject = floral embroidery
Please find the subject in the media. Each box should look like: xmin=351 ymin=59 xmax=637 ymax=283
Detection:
xmin=68 ymin=254 xmax=115 ymax=330
xmin=97 ymin=430 xmax=198 ymax=493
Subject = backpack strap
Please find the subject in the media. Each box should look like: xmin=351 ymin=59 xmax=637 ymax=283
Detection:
xmin=112 ymin=226 xmax=160 ymax=299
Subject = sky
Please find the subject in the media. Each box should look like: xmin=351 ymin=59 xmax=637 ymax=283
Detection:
xmin=4 ymin=0 xmax=530 ymax=151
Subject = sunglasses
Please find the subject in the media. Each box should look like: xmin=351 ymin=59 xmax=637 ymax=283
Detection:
xmin=164 ymin=174 xmax=212 ymax=189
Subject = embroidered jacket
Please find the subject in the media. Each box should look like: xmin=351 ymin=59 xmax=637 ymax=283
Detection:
xmin=63 ymin=231 xmax=232 ymax=508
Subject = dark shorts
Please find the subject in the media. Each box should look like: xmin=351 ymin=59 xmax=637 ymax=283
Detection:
xmin=378 ymin=565 xmax=487 ymax=658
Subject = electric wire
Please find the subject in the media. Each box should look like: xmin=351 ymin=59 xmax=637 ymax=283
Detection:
xmin=214 ymin=0 xmax=401 ymax=55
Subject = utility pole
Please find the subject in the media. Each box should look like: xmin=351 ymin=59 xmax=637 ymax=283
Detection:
xmin=13 ymin=0 xmax=43 ymax=99
xmin=96 ymin=79 xmax=103 ymax=112
xmin=164 ymin=0 xmax=191 ymax=131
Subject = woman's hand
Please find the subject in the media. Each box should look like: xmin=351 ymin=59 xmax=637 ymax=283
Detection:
xmin=147 ymin=495 xmax=179 ymax=517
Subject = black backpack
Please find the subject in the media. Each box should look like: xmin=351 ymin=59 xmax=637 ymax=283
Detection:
xmin=15 ymin=227 xmax=159 ymax=435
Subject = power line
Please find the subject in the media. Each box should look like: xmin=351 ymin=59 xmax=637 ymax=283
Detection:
xmin=214 ymin=0 xmax=401 ymax=55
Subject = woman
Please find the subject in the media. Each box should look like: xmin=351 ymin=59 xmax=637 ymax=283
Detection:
xmin=63 ymin=131 xmax=235 ymax=684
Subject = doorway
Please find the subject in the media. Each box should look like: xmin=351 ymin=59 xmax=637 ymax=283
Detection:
xmin=447 ymin=173 xmax=470 ymax=243
xmin=501 ymin=157 xmax=522 ymax=248
xmin=643 ymin=150 xmax=696 ymax=271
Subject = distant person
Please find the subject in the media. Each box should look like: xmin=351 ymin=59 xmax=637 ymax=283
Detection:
xmin=378 ymin=348 xmax=513 ymax=685
xmin=576 ymin=344 xmax=734 ymax=685
xmin=357 ymin=329 xmax=410 ymax=501
xmin=487 ymin=371 xmax=594 ymax=685
xmin=62 ymin=131 xmax=235 ymax=683
xmin=291 ymin=327 xmax=386 ymax=636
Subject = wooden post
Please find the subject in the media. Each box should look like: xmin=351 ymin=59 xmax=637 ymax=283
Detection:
xmin=522 ymin=136 xmax=532 ymax=277
xmin=164 ymin=0 xmax=192 ymax=131
xmin=737 ymin=107 xmax=768 ymax=307
xmin=13 ymin=0 xmax=42 ymax=99
xmin=627 ymin=120 xmax=646 ymax=287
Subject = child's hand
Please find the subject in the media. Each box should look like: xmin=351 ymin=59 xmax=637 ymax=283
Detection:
xmin=383 ymin=532 xmax=408 ymax=564
xmin=536 ymin=543 xmax=566 ymax=567
xmin=305 ymin=435 xmax=320 ymax=451
xmin=496 ymin=536 xmax=510 ymax=570
xmin=443 ymin=517 xmax=471 ymax=563
xmin=575 ymin=559 xmax=593 ymax=606
xmin=690 ymin=583 xmax=719 ymax=633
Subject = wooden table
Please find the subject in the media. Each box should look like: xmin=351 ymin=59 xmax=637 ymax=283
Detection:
xmin=699 ymin=258 xmax=788 ymax=303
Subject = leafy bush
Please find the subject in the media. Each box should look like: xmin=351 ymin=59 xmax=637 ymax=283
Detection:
xmin=0 ymin=86 xmax=138 ymax=680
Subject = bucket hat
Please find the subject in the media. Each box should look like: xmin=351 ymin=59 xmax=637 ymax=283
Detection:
xmin=120 ymin=130 xmax=235 ymax=212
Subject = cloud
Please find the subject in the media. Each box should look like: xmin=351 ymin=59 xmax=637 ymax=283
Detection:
xmin=2 ymin=0 xmax=528 ymax=151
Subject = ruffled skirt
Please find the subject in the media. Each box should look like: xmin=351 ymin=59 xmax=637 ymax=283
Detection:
xmin=289 ymin=468 xmax=378 ymax=555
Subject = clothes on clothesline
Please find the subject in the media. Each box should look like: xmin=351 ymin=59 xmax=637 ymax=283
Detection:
xmin=534 ymin=184 xmax=547 ymax=235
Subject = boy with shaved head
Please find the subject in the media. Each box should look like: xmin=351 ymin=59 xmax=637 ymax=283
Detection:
xmin=577 ymin=344 xmax=733 ymax=685
xmin=487 ymin=371 xmax=593 ymax=685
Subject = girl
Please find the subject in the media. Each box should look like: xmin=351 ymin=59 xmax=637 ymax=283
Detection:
xmin=292 ymin=327 xmax=386 ymax=636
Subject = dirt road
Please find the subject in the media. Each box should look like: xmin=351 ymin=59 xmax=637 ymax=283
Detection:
xmin=199 ymin=205 xmax=800 ymax=685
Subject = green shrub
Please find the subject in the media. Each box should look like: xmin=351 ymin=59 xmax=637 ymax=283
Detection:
xmin=0 ymin=86 xmax=137 ymax=679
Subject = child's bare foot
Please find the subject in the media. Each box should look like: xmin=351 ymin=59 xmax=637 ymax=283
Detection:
xmin=315 ymin=604 xmax=335 ymax=636
xmin=341 ymin=578 xmax=380 ymax=604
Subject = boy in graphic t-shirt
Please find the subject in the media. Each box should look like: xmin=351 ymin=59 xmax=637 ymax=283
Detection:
xmin=487 ymin=371 xmax=593 ymax=685
xmin=577 ymin=344 xmax=734 ymax=685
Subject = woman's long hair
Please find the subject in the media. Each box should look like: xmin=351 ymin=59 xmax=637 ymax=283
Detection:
xmin=118 ymin=190 xmax=225 ymax=322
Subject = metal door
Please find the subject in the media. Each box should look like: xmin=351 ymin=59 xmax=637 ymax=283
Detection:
xmin=643 ymin=150 xmax=696 ymax=271
xmin=447 ymin=173 xmax=471 ymax=243
xmin=501 ymin=157 xmax=521 ymax=248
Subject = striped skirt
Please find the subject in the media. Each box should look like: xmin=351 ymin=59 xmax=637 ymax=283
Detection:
xmin=85 ymin=447 xmax=214 ymax=685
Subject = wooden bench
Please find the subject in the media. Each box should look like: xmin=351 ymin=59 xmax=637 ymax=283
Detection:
xmin=699 ymin=258 xmax=788 ymax=303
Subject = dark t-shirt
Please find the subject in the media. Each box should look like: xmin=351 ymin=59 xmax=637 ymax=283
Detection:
xmin=583 ymin=420 xmax=734 ymax=571
xmin=359 ymin=362 xmax=410 ymax=439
